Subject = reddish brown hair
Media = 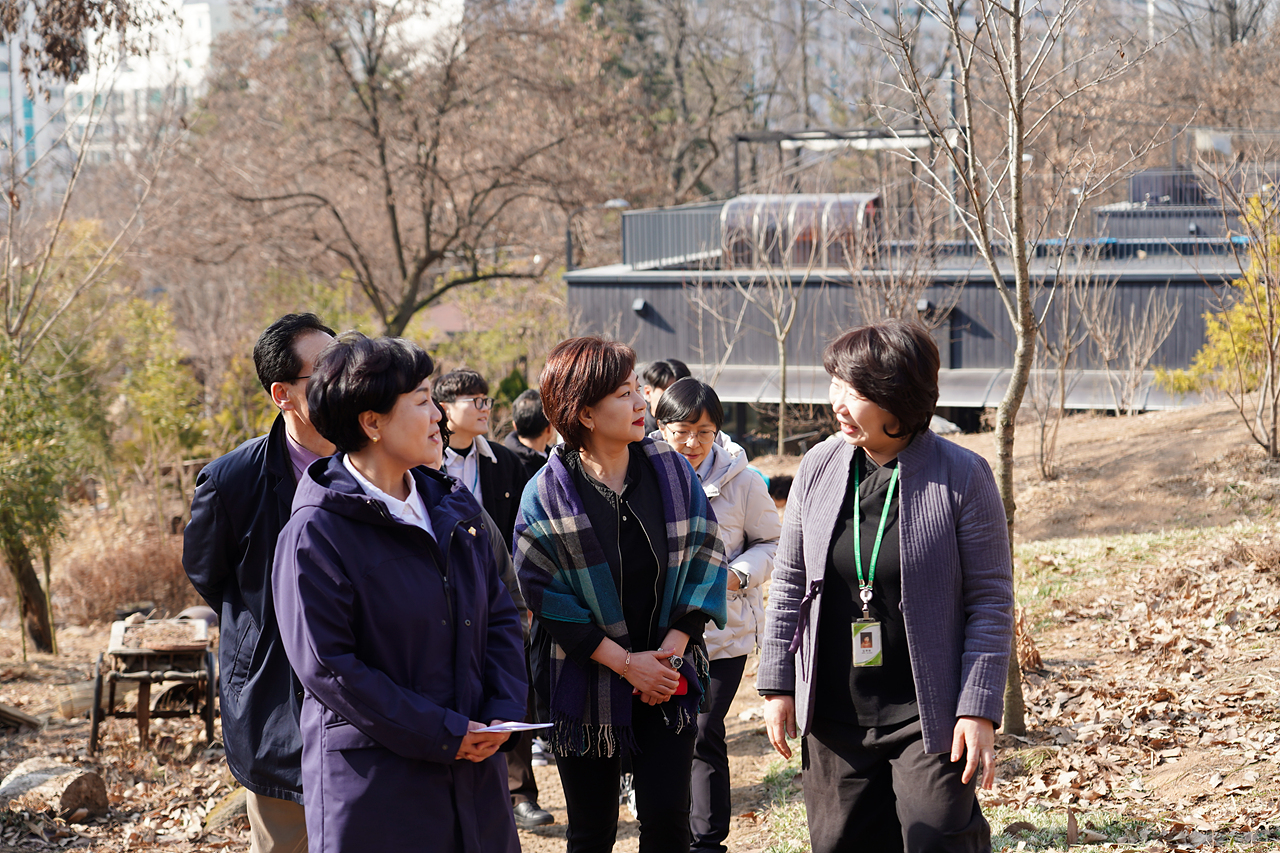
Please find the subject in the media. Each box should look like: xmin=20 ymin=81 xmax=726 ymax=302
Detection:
xmin=539 ymin=336 xmax=636 ymax=450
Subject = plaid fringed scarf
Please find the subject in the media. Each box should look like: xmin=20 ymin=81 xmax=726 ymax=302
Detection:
xmin=515 ymin=437 xmax=728 ymax=758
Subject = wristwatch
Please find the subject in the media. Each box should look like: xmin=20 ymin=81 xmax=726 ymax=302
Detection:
xmin=667 ymin=654 xmax=684 ymax=671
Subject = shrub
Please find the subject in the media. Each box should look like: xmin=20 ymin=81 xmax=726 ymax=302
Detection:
xmin=55 ymin=534 xmax=199 ymax=624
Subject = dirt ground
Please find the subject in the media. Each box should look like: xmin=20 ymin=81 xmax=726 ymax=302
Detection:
xmin=0 ymin=397 xmax=1273 ymax=851
xmin=946 ymin=399 xmax=1274 ymax=543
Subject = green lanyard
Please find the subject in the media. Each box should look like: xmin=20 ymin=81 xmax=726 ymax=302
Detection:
xmin=852 ymin=451 xmax=900 ymax=619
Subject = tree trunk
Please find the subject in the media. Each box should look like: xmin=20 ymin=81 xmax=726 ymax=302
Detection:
xmin=0 ymin=521 xmax=55 ymax=654
xmin=777 ymin=338 xmax=788 ymax=455
xmin=989 ymin=0 xmax=1035 ymax=736
xmin=40 ymin=542 xmax=56 ymax=656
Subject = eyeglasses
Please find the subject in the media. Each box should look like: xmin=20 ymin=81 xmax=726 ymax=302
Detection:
xmin=451 ymin=396 xmax=493 ymax=411
xmin=665 ymin=428 xmax=717 ymax=444
xmin=291 ymin=375 xmax=311 ymax=383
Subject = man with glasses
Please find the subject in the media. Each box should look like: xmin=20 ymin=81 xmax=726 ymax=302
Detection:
xmin=184 ymin=314 xmax=336 ymax=853
xmin=433 ymin=369 xmax=551 ymax=829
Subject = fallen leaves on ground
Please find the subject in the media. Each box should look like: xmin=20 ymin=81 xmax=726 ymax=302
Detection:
xmin=986 ymin=524 xmax=1280 ymax=849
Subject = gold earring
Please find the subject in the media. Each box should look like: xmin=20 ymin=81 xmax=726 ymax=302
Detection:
xmin=371 ymin=436 xmax=379 ymax=443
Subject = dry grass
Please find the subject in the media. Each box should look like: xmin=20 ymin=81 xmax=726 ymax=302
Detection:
xmin=54 ymin=533 xmax=200 ymax=624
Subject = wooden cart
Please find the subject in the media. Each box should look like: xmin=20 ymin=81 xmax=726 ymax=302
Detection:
xmin=88 ymin=619 xmax=216 ymax=754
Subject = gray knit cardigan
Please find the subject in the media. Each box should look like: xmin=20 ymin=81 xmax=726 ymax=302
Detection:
xmin=757 ymin=429 xmax=1014 ymax=754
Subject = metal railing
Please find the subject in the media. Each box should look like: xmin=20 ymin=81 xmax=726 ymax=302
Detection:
xmin=622 ymin=202 xmax=724 ymax=269
xmin=615 ymin=199 xmax=1251 ymax=271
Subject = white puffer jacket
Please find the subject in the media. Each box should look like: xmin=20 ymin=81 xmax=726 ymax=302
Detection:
xmin=654 ymin=433 xmax=782 ymax=660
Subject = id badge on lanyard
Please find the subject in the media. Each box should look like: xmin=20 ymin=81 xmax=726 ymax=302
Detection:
xmin=851 ymin=453 xmax=898 ymax=669
xmin=853 ymin=619 xmax=882 ymax=667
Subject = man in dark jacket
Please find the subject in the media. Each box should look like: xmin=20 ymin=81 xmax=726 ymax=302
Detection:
xmin=434 ymin=369 xmax=550 ymax=828
xmin=183 ymin=313 xmax=335 ymax=853
xmin=502 ymin=389 xmax=554 ymax=477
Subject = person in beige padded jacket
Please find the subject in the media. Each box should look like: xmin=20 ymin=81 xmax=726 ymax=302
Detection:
xmin=653 ymin=378 xmax=781 ymax=853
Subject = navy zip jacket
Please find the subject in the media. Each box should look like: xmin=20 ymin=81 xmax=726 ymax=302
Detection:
xmin=272 ymin=455 xmax=527 ymax=853
xmin=183 ymin=415 xmax=305 ymax=802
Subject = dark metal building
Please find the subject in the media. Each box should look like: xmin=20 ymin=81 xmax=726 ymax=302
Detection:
xmin=568 ymin=183 xmax=1239 ymax=430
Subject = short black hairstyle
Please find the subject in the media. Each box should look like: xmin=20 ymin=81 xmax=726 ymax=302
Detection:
xmin=432 ymin=369 xmax=488 ymax=402
xmin=252 ymin=313 xmax=336 ymax=392
xmin=307 ymin=332 xmax=435 ymax=454
xmin=511 ymin=389 xmax=550 ymax=438
xmin=640 ymin=358 xmax=690 ymax=392
xmin=822 ymin=319 xmax=939 ymax=439
xmin=768 ymin=475 xmax=793 ymax=502
xmin=653 ymin=377 xmax=724 ymax=430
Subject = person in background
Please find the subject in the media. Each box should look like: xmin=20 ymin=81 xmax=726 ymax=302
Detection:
xmin=515 ymin=336 xmax=727 ymax=853
xmin=767 ymin=475 xmax=793 ymax=517
xmin=758 ymin=320 xmax=1014 ymax=853
xmin=653 ymin=378 xmax=781 ymax=853
xmin=183 ymin=313 xmax=335 ymax=853
xmin=504 ymin=388 xmax=555 ymax=476
xmin=639 ymin=358 xmax=690 ymax=432
xmin=272 ymin=333 xmax=527 ymax=853
xmin=433 ymin=369 xmax=549 ymax=828
xmin=502 ymin=388 xmax=559 ymax=769
xmin=434 ymin=369 xmax=531 ymax=548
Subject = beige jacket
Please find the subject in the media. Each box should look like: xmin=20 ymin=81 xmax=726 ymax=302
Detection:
xmin=698 ymin=439 xmax=782 ymax=660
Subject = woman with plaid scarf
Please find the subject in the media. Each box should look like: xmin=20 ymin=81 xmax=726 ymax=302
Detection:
xmin=514 ymin=336 xmax=728 ymax=853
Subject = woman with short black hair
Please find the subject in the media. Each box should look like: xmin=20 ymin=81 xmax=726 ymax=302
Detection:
xmin=272 ymin=332 xmax=527 ymax=853
xmin=515 ymin=336 xmax=727 ymax=853
xmin=653 ymin=378 xmax=780 ymax=853
xmin=758 ymin=319 xmax=1014 ymax=853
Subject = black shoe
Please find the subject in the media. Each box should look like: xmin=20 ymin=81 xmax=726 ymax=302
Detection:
xmin=513 ymin=802 xmax=555 ymax=829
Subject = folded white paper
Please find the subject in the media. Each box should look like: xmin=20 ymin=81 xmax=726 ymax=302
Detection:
xmin=474 ymin=721 xmax=554 ymax=733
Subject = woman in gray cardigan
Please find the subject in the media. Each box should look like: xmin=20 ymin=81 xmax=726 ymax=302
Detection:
xmin=757 ymin=320 xmax=1014 ymax=853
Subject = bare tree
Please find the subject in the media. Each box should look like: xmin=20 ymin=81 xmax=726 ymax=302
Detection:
xmin=0 ymin=0 xmax=157 ymax=86
xmin=838 ymin=0 xmax=1162 ymax=733
xmin=685 ymin=278 xmax=751 ymax=384
xmin=1029 ymin=261 xmax=1094 ymax=480
xmin=184 ymin=0 xmax=637 ymax=336
xmin=843 ymin=199 xmax=959 ymax=329
xmin=1078 ymin=280 xmax=1181 ymax=416
xmin=0 ymin=39 xmax=178 ymax=652
xmin=1151 ymin=0 xmax=1272 ymax=53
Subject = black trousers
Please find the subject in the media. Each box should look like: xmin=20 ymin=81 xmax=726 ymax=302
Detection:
xmin=557 ymin=699 xmax=697 ymax=853
xmin=689 ymin=655 xmax=747 ymax=853
xmin=508 ymin=684 xmax=540 ymax=806
xmin=803 ymin=716 xmax=991 ymax=853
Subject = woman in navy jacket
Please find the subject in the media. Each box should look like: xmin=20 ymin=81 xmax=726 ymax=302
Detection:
xmin=272 ymin=333 xmax=527 ymax=853
xmin=758 ymin=320 xmax=1014 ymax=853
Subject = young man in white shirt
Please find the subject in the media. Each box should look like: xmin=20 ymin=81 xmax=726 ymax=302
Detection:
xmin=433 ymin=369 xmax=550 ymax=829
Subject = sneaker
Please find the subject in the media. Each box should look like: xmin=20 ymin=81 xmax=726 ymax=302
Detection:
xmin=529 ymin=732 xmax=555 ymax=763
xmin=619 ymin=772 xmax=638 ymax=820
xmin=531 ymin=737 xmax=552 ymax=767
xmin=513 ymin=801 xmax=555 ymax=829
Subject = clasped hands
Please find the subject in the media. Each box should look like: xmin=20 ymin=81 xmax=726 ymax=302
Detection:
xmin=455 ymin=720 xmax=511 ymax=762
xmin=623 ymin=648 xmax=682 ymax=706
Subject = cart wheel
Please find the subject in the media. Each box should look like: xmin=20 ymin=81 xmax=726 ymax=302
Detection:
xmin=203 ymin=649 xmax=216 ymax=744
xmin=89 ymin=654 xmax=104 ymax=755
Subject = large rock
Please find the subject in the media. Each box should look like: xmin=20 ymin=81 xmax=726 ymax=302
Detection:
xmin=204 ymin=786 xmax=248 ymax=831
xmin=0 ymin=757 xmax=108 ymax=818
